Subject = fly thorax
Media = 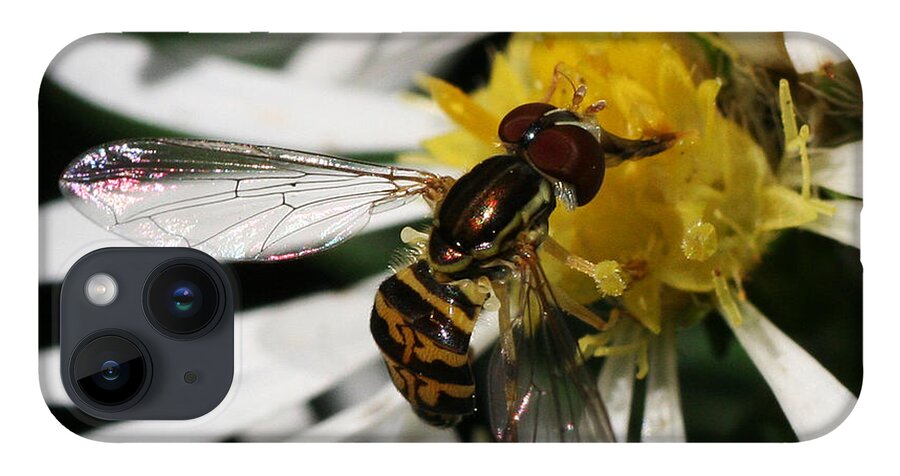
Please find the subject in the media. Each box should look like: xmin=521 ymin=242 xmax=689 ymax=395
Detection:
xmin=427 ymin=155 xmax=555 ymax=275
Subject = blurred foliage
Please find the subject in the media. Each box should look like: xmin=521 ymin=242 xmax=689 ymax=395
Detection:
xmin=687 ymin=33 xmax=862 ymax=169
xmin=797 ymin=60 xmax=863 ymax=148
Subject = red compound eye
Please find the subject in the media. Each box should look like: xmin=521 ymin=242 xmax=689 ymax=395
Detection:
xmin=527 ymin=124 xmax=605 ymax=206
xmin=498 ymin=102 xmax=556 ymax=144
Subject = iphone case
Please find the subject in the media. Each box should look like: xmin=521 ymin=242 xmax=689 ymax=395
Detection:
xmin=38 ymin=32 xmax=862 ymax=442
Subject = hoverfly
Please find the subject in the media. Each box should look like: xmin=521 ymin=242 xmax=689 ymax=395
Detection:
xmin=59 ymin=67 xmax=677 ymax=442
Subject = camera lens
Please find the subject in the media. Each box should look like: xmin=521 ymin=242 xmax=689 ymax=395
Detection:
xmin=168 ymin=280 xmax=202 ymax=317
xmin=100 ymin=360 xmax=121 ymax=381
xmin=72 ymin=333 xmax=150 ymax=409
xmin=145 ymin=261 xmax=223 ymax=338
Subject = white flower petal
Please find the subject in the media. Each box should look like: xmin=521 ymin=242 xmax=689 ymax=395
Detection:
xmin=783 ymin=32 xmax=849 ymax=75
xmin=290 ymin=384 xmax=456 ymax=442
xmin=469 ymin=307 xmax=499 ymax=358
xmin=597 ymin=321 xmax=641 ymax=442
xmin=725 ymin=299 xmax=857 ymax=441
xmin=288 ymin=34 xmax=486 ymax=91
xmin=780 ymin=141 xmax=862 ymax=198
xmin=39 ymin=200 xmax=134 ymax=283
xmin=232 ymin=405 xmax=318 ymax=441
xmin=285 ymin=36 xmax=380 ymax=84
xmin=640 ymin=321 xmax=686 ymax=442
xmin=800 ymin=199 xmax=861 ymax=249
xmin=49 ymin=35 xmax=450 ymax=153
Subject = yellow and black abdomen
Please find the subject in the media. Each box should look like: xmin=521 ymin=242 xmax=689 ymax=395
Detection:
xmin=370 ymin=260 xmax=487 ymax=426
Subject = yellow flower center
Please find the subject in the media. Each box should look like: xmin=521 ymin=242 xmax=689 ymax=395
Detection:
xmin=419 ymin=33 xmax=828 ymax=338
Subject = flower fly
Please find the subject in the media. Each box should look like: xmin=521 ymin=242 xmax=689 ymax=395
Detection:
xmin=60 ymin=67 xmax=677 ymax=441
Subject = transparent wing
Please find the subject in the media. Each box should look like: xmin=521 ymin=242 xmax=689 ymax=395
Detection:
xmin=487 ymin=251 xmax=615 ymax=442
xmin=60 ymin=138 xmax=446 ymax=261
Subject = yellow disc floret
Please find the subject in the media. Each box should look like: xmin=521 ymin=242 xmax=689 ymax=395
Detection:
xmin=421 ymin=33 xmax=830 ymax=338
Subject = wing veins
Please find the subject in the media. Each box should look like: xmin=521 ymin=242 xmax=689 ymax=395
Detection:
xmin=263 ymin=188 xmax=406 ymax=251
xmin=134 ymin=200 xmax=291 ymax=250
xmin=114 ymin=175 xmax=400 ymax=224
xmin=115 ymin=183 xmax=242 ymax=224
xmin=490 ymin=252 xmax=615 ymax=442
xmin=62 ymin=138 xmax=447 ymax=261
xmin=191 ymin=203 xmax=292 ymax=248
xmin=259 ymin=198 xmax=373 ymax=256
xmin=153 ymin=138 xmax=441 ymax=184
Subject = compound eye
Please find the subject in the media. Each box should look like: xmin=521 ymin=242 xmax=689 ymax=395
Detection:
xmin=498 ymin=102 xmax=556 ymax=144
xmin=527 ymin=125 xmax=605 ymax=206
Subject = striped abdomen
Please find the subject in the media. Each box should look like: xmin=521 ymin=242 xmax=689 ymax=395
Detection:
xmin=369 ymin=260 xmax=487 ymax=426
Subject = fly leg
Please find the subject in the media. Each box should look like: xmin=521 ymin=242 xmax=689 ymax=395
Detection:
xmin=540 ymin=236 xmax=647 ymax=300
xmin=502 ymin=237 xmax=612 ymax=331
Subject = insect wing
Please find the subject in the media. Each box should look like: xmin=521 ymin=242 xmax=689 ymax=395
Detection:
xmin=487 ymin=255 xmax=615 ymax=442
xmin=60 ymin=138 xmax=443 ymax=261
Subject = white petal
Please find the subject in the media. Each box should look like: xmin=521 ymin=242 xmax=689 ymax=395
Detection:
xmin=39 ymin=200 xmax=134 ymax=283
xmin=800 ymin=199 xmax=861 ymax=249
xmin=288 ymin=34 xmax=486 ymax=91
xmin=640 ymin=321 xmax=686 ymax=442
xmin=469 ymin=306 xmax=499 ymax=358
xmin=780 ymin=141 xmax=862 ymax=198
xmin=48 ymin=35 xmax=450 ymax=153
xmin=285 ymin=36 xmax=380 ymax=84
xmin=597 ymin=321 xmax=641 ymax=442
xmin=236 ymin=357 xmax=384 ymax=440
xmin=289 ymin=385 xmax=457 ymax=442
xmin=232 ymin=405 xmax=318 ymax=441
xmin=783 ymin=32 xmax=849 ymax=75
xmin=725 ymin=299 xmax=857 ymax=441
xmin=598 ymin=354 xmax=636 ymax=442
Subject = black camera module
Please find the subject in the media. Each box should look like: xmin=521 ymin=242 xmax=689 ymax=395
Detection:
xmin=71 ymin=332 xmax=151 ymax=410
xmin=61 ymin=248 xmax=235 ymax=420
xmin=145 ymin=260 xmax=225 ymax=338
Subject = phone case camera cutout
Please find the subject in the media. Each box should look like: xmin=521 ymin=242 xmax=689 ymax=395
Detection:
xmin=60 ymin=248 xmax=234 ymax=421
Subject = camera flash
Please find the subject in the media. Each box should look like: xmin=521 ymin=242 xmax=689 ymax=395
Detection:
xmin=85 ymin=273 xmax=118 ymax=306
